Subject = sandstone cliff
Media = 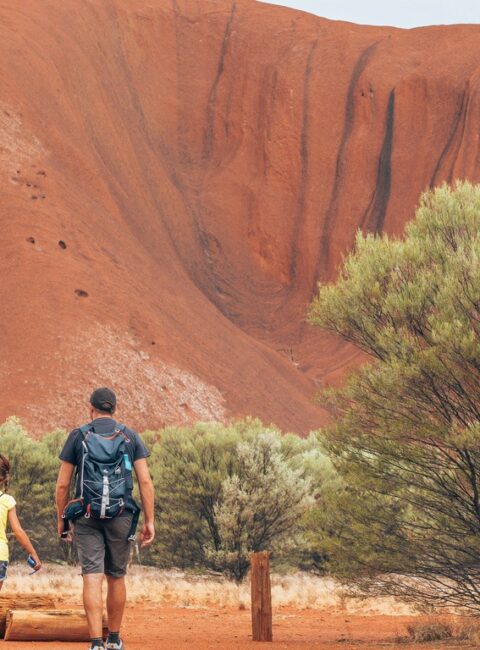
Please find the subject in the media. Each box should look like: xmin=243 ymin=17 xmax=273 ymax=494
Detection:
xmin=1 ymin=0 xmax=479 ymax=433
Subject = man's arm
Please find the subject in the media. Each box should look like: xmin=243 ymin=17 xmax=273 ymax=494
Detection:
xmin=56 ymin=461 xmax=75 ymax=540
xmin=134 ymin=458 xmax=155 ymax=547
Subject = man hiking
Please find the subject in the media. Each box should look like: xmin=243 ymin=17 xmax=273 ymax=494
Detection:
xmin=56 ymin=387 xmax=155 ymax=650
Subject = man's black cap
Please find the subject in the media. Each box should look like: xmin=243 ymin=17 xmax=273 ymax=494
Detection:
xmin=90 ymin=387 xmax=116 ymax=413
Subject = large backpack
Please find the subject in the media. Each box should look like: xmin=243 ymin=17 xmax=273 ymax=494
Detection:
xmin=62 ymin=423 xmax=140 ymax=540
xmin=79 ymin=423 xmax=132 ymax=518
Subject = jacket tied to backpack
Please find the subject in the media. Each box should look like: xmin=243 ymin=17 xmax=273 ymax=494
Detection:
xmin=62 ymin=424 xmax=140 ymax=541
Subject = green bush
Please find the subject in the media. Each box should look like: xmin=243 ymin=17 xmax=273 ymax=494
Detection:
xmin=0 ymin=417 xmax=65 ymax=562
xmin=0 ymin=416 xmax=331 ymax=579
xmin=144 ymin=419 xmax=321 ymax=580
xmin=206 ymin=430 xmax=312 ymax=581
xmin=308 ymin=182 xmax=480 ymax=611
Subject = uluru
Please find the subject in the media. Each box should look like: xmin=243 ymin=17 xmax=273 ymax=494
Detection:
xmin=1 ymin=0 xmax=479 ymax=434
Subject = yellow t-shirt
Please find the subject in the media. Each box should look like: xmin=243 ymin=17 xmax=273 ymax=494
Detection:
xmin=0 ymin=493 xmax=16 ymax=561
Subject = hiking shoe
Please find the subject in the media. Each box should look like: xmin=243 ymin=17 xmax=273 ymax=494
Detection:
xmin=90 ymin=646 xmax=104 ymax=650
xmin=106 ymin=640 xmax=124 ymax=650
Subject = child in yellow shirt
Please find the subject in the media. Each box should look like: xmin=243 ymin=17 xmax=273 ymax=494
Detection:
xmin=0 ymin=454 xmax=41 ymax=587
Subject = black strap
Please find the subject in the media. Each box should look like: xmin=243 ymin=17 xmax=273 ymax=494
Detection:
xmin=63 ymin=509 xmax=140 ymax=541
xmin=61 ymin=516 xmax=70 ymax=538
xmin=126 ymin=502 xmax=141 ymax=542
xmin=79 ymin=423 xmax=92 ymax=437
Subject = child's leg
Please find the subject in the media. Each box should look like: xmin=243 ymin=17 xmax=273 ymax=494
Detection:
xmin=0 ymin=560 xmax=8 ymax=588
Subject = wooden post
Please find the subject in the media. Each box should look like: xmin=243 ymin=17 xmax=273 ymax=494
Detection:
xmin=250 ymin=551 xmax=272 ymax=642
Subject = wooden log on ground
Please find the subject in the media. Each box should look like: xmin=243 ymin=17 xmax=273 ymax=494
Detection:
xmin=4 ymin=609 xmax=108 ymax=642
xmin=250 ymin=551 xmax=272 ymax=642
xmin=0 ymin=595 xmax=55 ymax=637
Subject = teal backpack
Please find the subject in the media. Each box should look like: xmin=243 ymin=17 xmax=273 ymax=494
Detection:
xmin=62 ymin=423 xmax=139 ymax=541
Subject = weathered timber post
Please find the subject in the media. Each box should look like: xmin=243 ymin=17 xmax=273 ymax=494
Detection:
xmin=250 ymin=551 xmax=272 ymax=642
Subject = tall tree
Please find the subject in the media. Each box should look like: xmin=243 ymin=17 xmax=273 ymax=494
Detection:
xmin=308 ymin=182 xmax=480 ymax=611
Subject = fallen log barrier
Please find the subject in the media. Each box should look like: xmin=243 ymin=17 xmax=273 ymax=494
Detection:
xmin=0 ymin=595 xmax=55 ymax=637
xmin=5 ymin=609 xmax=108 ymax=642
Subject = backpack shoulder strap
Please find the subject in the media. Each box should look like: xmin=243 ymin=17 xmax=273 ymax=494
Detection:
xmin=79 ymin=424 xmax=92 ymax=437
xmin=115 ymin=423 xmax=130 ymax=441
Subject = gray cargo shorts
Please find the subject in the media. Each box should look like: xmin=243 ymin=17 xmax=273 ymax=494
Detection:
xmin=74 ymin=514 xmax=133 ymax=578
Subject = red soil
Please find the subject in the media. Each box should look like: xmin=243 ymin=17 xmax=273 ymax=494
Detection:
xmin=1 ymin=0 xmax=480 ymax=434
xmin=0 ymin=604 xmax=470 ymax=649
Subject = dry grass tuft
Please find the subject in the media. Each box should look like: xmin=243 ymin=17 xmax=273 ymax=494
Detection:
xmin=402 ymin=617 xmax=480 ymax=643
xmin=405 ymin=619 xmax=454 ymax=642
xmin=5 ymin=564 xmax=415 ymax=614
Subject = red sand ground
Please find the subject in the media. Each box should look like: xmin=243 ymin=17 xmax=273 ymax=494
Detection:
xmin=1 ymin=605 xmax=472 ymax=649
xmin=2 ymin=0 xmax=480 ymax=434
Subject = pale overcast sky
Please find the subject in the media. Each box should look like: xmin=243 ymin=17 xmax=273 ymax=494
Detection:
xmin=259 ymin=0 xmax=480 ymax=28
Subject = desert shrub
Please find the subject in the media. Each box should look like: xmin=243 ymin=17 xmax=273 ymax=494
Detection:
xmin=403 ymin=617 xmax=480 ymax=643
xmin=0 ymin=416 xmax=327 ymax=578
xmin=405 ymin=619 xmax=454 ymax=642
xmin=207 ymin=431 xmax=312 ymax=581
xmin=145 ymin=420 xmax=250 ymax=569
xmin=147 ymin=419 xmax=317 ymax=580
xmin=0 ymin=417 xmax=64 ymax=562
xmin=455 ymin=620 xmax=480 ymax=642
xmin=284 ymin=433 xmax=338 ymax=574
xmin=308 ymin=182 xmax=480 ymax=611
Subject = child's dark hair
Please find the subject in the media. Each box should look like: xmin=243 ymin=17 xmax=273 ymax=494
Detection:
xmin=0 ymin=455 xmax=10 ymax=492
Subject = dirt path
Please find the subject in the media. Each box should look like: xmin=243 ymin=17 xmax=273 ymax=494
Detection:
xmin=0 ymin=605 xmax=472 ymax=649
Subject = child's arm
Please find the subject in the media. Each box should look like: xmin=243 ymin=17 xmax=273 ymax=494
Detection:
xmin=7 ymin=508 xmax=41 ymax=570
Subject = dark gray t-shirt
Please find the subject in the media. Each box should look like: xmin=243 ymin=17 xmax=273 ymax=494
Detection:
xmin=59 ymin=417 xmax=150 ymax=510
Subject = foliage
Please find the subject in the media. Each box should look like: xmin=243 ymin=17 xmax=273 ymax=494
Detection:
xmin=0 ymin=416 xmax=330 ymax=580
xmin=308 ymin=182 xmax=480 ymax=611
xmin=0 ymin=418 xmax=64 ymax=562
xmin=207 ymin=431 xmax=312 ymax=581
xmin=147 ymin=419 xmax=318 ymax=580
xmin=404 ymin=619 xmax=454 ymax=643
xmin=145 ymin=420 xmax=252 ymax=569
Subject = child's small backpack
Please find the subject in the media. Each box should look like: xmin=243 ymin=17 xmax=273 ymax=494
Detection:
xmin=62 ymin=424 xmax=139 ymax=540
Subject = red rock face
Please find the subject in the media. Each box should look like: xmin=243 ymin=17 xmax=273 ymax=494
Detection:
xmin=1 ymin=0 xmax=479 ymax=435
